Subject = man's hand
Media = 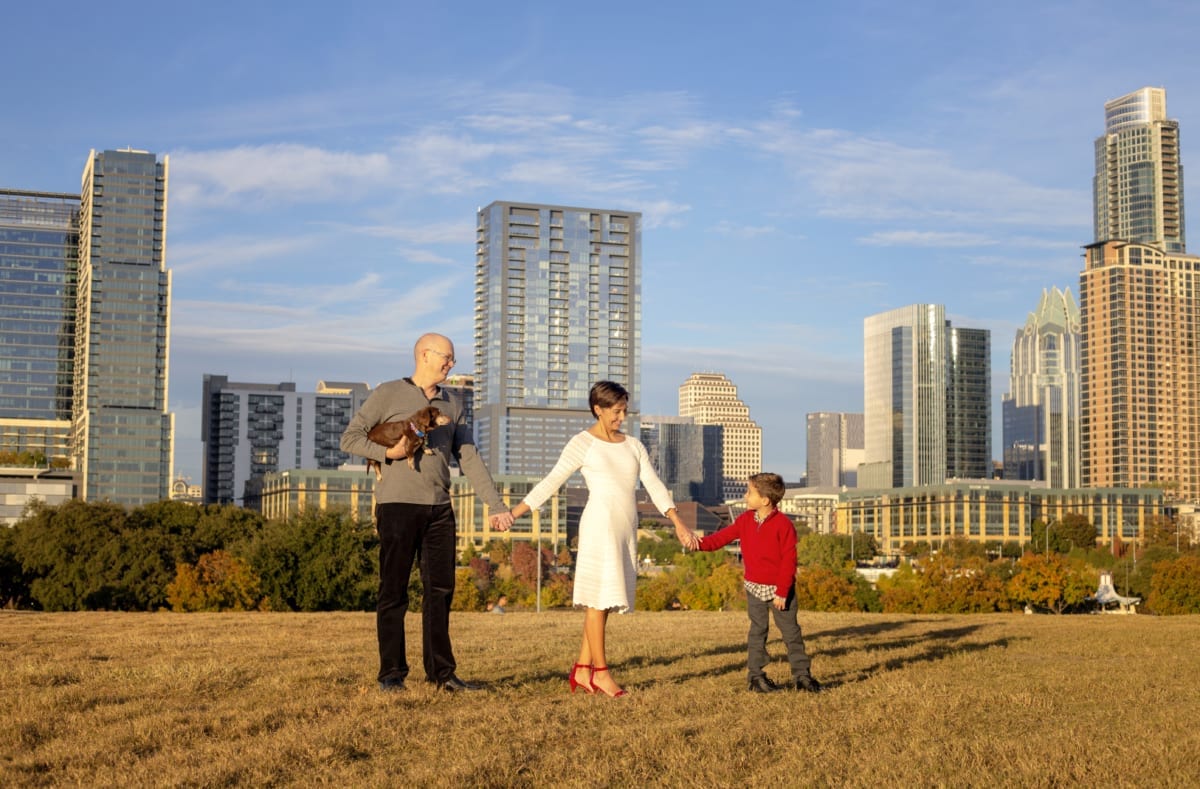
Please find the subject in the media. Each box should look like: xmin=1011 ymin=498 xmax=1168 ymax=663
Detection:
xmin=772 ymin=595 xmax=787 ymax=611
xmin=384 ymin=436 xmax=410 ymax=460
xmin=490 ymin=510 xmax=514 ymax=531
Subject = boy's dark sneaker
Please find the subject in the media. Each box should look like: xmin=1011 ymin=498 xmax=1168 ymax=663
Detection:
xmin=378 ymin=677 xmax=406 ymax=692
xmin=748 ymin=675 xmax=780 ymax=693
xmin=792 ymin=676 xmax=823 ymax=693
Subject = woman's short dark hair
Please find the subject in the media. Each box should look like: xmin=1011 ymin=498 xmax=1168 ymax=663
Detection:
xmin=589 ymin=380 xmax=629 ymax=416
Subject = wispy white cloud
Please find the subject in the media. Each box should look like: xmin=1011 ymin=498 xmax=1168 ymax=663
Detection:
xmin=400 ymin=248 xmax=457 ymax=265
xmin=171 ymin=143 xmax=390 ymax=206
xmin=858 ymin=230 xmax=996 ymax=247
xmin=169 ymin=234 xmax=325 ymax=273
xmin=748 ymin=116 xmax=1090 ymax=228
xmin=711 ymin=220 xmax=778 ymax=238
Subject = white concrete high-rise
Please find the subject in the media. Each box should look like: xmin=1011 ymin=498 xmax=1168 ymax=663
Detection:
xmin=678 ymin=372 xmax=761 ymax=501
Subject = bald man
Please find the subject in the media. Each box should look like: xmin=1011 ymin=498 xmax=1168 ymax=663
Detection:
xmin=342 ymin=333 xmax=514 ymax=692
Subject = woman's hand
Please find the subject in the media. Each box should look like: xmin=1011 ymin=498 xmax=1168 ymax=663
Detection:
xmin=674 ymin=522 xmax=700 ymax=551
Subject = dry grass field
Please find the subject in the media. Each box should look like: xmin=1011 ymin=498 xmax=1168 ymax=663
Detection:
xmin=3 ymin=609 xmax=1199 ymax=787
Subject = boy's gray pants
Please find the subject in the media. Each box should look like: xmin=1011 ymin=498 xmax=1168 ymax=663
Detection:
xmin=746 ymin=590 xmax=812 ymax=681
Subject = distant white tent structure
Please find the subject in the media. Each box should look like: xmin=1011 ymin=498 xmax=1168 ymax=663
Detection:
xmin=1091 ymin=571 xmax=1140 ymax=614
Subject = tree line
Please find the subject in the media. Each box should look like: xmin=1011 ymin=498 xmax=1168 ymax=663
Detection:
xmin=1 ymin=500 xmax=1197 ymax=615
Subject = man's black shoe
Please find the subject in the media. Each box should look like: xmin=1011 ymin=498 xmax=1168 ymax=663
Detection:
xmin=748 ymin=675 xmax=780 ymax=693
xmin=438 ymin=675 xmax=483 ymax=692
xmin=378 ymin=677 xmax=406 ymax=692
xmin=793 ymin=676 xmax=823 ymax=694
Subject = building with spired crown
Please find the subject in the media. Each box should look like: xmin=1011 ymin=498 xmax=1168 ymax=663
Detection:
xmin=1002 ymin=287 xmax=1082 ymax=488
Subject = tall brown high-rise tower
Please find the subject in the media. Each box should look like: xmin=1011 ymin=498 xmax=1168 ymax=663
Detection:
xmin=1080 ymin=88 xmax=1200 ymax=501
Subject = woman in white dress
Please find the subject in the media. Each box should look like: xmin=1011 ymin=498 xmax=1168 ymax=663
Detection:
xmin=509 ymin=381 xmax=699 ymax=697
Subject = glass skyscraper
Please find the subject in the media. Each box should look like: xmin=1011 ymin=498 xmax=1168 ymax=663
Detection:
xmin=862 ymin=304 xmax=991 ymax=488
xmin=1001 ymin=287 xmax=1081 ymax=487
xmin=639 ymin=415 xmax=723 ymax=505
xmin=806 ymin=412 xmax=864 ymax=489
xmin=1093 ymin=87 xmax=1185 ymax=254
xmin=72 ymin=149 xmax=174 ymax=505
xmin=946 ymin=326 xmax=991 ymax=479
xmin=473 ymin=201 xmax=640 ymax=477
xmin=0 ymin=190 xmax=79 ymax=462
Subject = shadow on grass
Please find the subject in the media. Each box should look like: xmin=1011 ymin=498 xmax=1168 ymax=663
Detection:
xmin=478 ymin=621 xmax=1019 ymax=692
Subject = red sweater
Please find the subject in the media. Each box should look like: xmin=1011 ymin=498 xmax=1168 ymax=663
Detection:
xmin=698 ymin=509 xmax=797 ymax=597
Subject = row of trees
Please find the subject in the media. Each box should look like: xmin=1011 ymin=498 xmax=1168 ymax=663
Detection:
xmin=2 ymin=499 xmax=1198 ymax=614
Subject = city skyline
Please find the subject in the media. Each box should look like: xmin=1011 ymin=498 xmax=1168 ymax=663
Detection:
xmin=5 ymin=3 xmax=1200 ymax=485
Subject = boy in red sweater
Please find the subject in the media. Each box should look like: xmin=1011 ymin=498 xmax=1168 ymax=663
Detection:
xmin=696 ymin=472 xmax=821 ymax=693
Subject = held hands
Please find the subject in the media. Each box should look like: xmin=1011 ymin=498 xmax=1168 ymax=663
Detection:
xmin=489 ymin=510 xmax=514 ymax=532
xmin=675 ymin=522 xmax=700 ymax=551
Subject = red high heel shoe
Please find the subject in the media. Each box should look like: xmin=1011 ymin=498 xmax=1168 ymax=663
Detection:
xmin=591 ymin=666 xmax=628 ymax=697
xmin=569 ymin=663 xmax=595 ymax=694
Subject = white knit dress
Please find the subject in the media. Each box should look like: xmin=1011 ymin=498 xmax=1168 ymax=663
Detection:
xmin=522 ymin=431 xmax=676 ymax=612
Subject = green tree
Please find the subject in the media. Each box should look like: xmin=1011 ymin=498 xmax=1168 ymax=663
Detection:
xmin=244 ymin=508 xmax=377 ymax=611
xmin=0 ymin=524 xmax=31 ymax=607
xmin=1143 ymin=515 xmax=1189 ymax=552
xmin=1052 ymin=513 xmax=1098 ymax=552
xmin=796 ymin=533 xmax=852 ymax=571
xmin=12 ymin=499 xmax=130 ymax=610
xmin=1146 ymin=555 xmax=1200 ymax=615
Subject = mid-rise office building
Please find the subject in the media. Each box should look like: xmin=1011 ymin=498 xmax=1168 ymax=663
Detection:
xmin=473 ymin=201 xmax=640 ymax=479
xmin=0 ymin=190 xmax=78 ymax=462
xmin=1081 ymin=87 xmax=1200 ymax=502
xmin=862 ymin=304 xmax=991 ymax=488
xmin=201 ymin=375 xmax=369 ymax=507
xmin=1002 ymin=287 xmax=1081 ymax=487
xmin=806 ymin=412 xmax=864 ymax=489
xmin=72 ymin=149 xmax=174 ymax=505
xmin=678 ymin=372 xmax=762 ymax=501
xmin=840 ymin=481 xmax=1163 ymax=556
xmin=639 ymin=415 xmax=723 ymax=505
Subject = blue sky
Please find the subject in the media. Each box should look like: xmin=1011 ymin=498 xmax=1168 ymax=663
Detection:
xmin=5 ymin=1 xmax=1200 ymax=485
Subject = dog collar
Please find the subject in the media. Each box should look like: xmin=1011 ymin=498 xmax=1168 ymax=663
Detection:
xmin=409 ymin=421 xmax=426 ymax=439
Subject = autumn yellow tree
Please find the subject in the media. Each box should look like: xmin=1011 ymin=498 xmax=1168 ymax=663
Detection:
xmin=451 ymin=568 xmax=483 ymax=611
xmin=166 ymin=550 xmax=263 ymax=612
xmin=1006 ymin=553 xmax=1094 ymax=614
xmin=793 ymin=566 xmax=861 ymax=612
xmin=1146 ymin=555 xmax=1200 ymax=614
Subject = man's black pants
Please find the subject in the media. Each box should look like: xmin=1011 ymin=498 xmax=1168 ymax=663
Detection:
xmin=376 ymin=502 xmax=458 ymax=684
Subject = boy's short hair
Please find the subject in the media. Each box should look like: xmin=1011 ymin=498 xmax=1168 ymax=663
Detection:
xmin=748 ymin=472 xmax=786 ymax=506
xmin=589 ymin=380 xmax=629 ymax=416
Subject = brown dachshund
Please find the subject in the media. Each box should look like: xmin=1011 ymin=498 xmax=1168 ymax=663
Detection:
xmin=365 ymin=406 xmax=452 ymax=478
